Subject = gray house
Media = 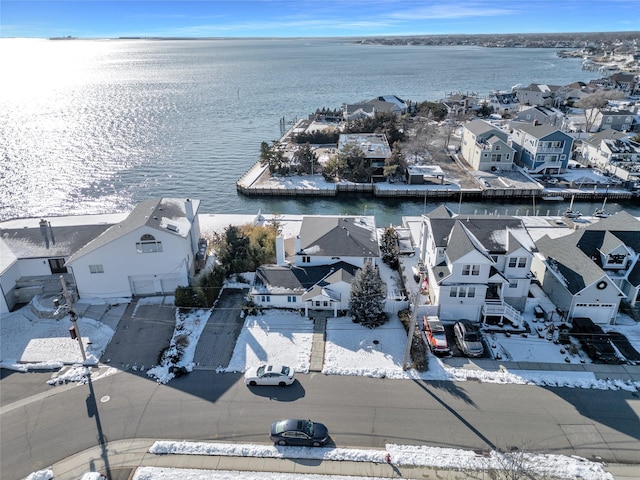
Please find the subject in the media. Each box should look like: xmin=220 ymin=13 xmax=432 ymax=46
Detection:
xmin=511 ymin=124 xmax=574 ymax=174
xmin=531 ymin=211 xmax=640 ymax=324
xmin=460 ymin=120 xmax=515 ymax=172
xmin=586 ymin=108 xmax=636 ymax=133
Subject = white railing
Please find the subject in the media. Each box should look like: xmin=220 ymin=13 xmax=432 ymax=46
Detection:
xmin=483 ymin=302 xmax=522 ymax=326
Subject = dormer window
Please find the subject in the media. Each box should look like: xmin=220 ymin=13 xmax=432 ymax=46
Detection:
xmin=136 ymin=234 xmax=163 ymax=253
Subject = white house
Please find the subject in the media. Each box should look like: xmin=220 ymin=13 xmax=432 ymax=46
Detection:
xmin=251 ymin=215 xmax=380 ymax=314
xmin=416 ymin=206 xmax=535 ymax=325
xmin=581 ymin=130 xmax=640 ymax=190
xmin=531 ymin=211 xmax=640 ymax=324
xmin=66 ymin=198 xmax=202 ymax=299
xmin=0 ymin=216 xmax=117 ymax=314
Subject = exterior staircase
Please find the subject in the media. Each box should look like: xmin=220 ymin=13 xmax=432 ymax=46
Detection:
xmin=482 ymin=301 xmax=522 ymax=327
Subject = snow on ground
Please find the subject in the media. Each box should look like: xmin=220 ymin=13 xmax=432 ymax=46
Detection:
xmin=225 ymin=310 xmax=314 ymax=374
xmin=0 ymin=307 xmax=113 ymax=369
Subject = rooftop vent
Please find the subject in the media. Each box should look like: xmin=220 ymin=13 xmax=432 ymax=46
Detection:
xmin=166 ymin=224 xmax=179 ymax=233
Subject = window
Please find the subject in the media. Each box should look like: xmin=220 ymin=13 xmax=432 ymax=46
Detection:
xmin=89 ymin=264 xmax=104 ymax=274
xmin=518 ymin=258 xmax=526 ymax=268
xmin=301 ymin=256 xmax=311 ymax=263
xmin=449 ymin=288 xmax=457 ymax=297
xmin=508 ymin=258 xmax=517 ymax=268
xmin=509 ymin=281 xmax=518 ymax=289
xmin=491 ymin=154 xmax=502 ymax=162
xmin=462 ymin=265 xmax=470 ymax=275
xmin=136 ymin=234 xmax=162 ymax=253
xmin=468 ymin=287 xmax=475 ymax=298
xmin=287 ymin=296 xmax=297 ymax=303
xmin=472 ymin=265 xmax=480 ymax=276
xmin=261 ymin=295 xmax=271 ymax=302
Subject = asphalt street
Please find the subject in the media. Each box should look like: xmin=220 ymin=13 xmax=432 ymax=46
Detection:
xmin=2 ymin=368 xmax=640 ymax=480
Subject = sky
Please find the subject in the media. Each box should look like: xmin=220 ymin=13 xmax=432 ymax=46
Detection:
xmin=1 ymin=0 xmax=639 ymax=39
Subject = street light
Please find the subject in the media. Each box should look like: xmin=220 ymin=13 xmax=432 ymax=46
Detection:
xmin=59 ymin=275 xmax=87 ymax=363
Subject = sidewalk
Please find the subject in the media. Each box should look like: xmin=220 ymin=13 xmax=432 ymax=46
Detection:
xmin=45 ymin=438 xmax=638 ymax=480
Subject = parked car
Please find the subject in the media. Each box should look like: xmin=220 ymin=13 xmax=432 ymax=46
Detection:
xmin=453 ymin=321 xmax=484 ymax=357
xmin=270 ymin=419 xmax=329 ymax=446
xmin=571 ymin=317 xmax=620 ymax=364
xmin=423 ymin=316 xmax=450 ymax=355
xmin=244 ymin=364 xmax=295 ymax=386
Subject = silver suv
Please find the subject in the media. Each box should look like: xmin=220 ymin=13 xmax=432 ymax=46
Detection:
xmin=454 ymin=320 xmax=484 ymax=357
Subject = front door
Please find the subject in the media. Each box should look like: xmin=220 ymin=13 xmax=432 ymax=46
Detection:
xmin=48 ymin=258 xmax=67 ymax=274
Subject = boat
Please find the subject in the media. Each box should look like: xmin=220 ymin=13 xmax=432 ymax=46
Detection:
xmin=593 ymin=198 xmax=611 ymax=218
xmin=563 ymin=195 xmax=582 ymax=218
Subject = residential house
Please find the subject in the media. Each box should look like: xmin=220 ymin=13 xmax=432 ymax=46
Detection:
xmin=515 ymin=83 xmax=561 ymax=107
xmin=558 ymin=81 xmax=597 ymax=106
xmin=65 ymin=198 xmax=202 ymax=299
xmin=443 ymin=92 xmax=478 ymax=116
xmin=461 ymin=120 xmax=515 ymax=172
xmin=511 ymin=106 xmax=563 ymax=128
xmin=344 ymin=95 xmax=408 ymax=121
xmin=586 ymin=108 xmax=636 ymax=133
xmin=338 ymin=133 xmax=391 ymax=182
xmin=609 ymin=73 xmax=637 ymax=95
xmin=581 ymin=130 xmax=640 ymax=191
xmin=0 ymin=217 xmax=116 ymax=313
xmin=531 ymin=211 xmax=640 ymax=324
xmin=488 ymin=92 xmax=520 ymax=114
xmin=251 ymin=215 xmax=380 ymax=315
xmin=415 ymin=206 xmax=535 ymax=325
xmin=511 ymin=123 xmax=574 ymax=174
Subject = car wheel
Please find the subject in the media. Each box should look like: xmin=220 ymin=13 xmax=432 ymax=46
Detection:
xmin=312 ymin=441 xmax=321 ymax=447
xmin=278 ymin=381 xmax=286 ymax=387
xmin=277 ymin=439 xmax=287 ymax=446
xmin=249 ymin=381 xmax=257 ymax=386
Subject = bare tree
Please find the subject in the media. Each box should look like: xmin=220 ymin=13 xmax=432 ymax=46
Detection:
xmin=575 ymin=90 xmax=625 ymax=132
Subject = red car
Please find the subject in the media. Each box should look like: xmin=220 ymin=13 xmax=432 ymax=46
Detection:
xmin=423 ymin=316 xmax=450 ymax=355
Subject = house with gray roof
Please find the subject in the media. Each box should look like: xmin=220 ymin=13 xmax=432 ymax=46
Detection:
xmin=586 ymin=108 xmax=636 ymax=133
xmin=251 ymin=215 xmax=380 ymax=315
xmin=416 ymin=206 xmax=535 ymax=325
xmin=65 ymin=198 xmax=202 ymax=299
xmin=344 ymin=95 xmax=408 ymax=121
xmin=460 ymin=120 xmax=515 ymax=172
xmin=581 ymin=130 xmax=640 ymax=190
xmin=515 ymin=83 xmax=562 ymax=107
xmin=0 ymin=216 xmax=116 ymax=313
xmin=531 ymin=211 xmax=640 ymax=324
xmin=511 ymin=106 xmax=564 ymax=128
xmin=511 ymin=123 xmax=574 ymax=174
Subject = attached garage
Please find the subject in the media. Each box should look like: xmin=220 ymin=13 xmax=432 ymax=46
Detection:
xmin=571 ymin=303 xmax=617 ymax=325
xmin=129 ymin=275 xmax=185 ymax=296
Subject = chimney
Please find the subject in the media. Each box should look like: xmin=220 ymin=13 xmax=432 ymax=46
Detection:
xmin=39 ymin=219 xmax=50 ymax=249
xmin=276 ymin=236 xmax=286 ymax=266
xmin=185 ymin=198 xmax=194 ymax=222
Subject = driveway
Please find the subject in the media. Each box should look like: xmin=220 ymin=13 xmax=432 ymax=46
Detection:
xmin=193 ymin=288 xmax=247 ymax=369
xmin=102 ymin=297 xmax=176 ymax=370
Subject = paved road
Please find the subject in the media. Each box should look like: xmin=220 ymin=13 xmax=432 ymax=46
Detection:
xmin=2 ymin=369 xmax=640 ymax=480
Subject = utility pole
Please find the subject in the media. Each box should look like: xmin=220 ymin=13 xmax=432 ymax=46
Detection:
xmin=403 ymin=274 xmax=423 ymax=370
xmin=60 ymin=275 xmax=87 ymax=362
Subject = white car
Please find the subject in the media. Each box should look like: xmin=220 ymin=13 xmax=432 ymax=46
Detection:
xmin=244 ymin=365 xmax=295 ymax=386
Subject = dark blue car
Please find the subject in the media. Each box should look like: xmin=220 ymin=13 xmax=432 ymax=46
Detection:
xmin=269 ymin=419 xmax=329 ymax=446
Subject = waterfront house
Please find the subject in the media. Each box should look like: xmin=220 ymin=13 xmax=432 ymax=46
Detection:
xmin=338 ymin=133 xmax=391 ymax=182
xmin=443 ymin=92 xmax=479 ymax=116
xmin=488 ymin=92 xmax=520 ymax=114
xmin=344 ymin=95 xmax=408 ymax=121
xmin=0 ymin=217 xmax=115 ymax=314
xmin=511 ymin=106 xmax=563 ymax=128
xmin=415 ymin=206 xmax=535 ymax=325
xmin=531 ymin=211 xmax=640 ymax=324
xmin=585 ymin=108 xmax=636 ymax=133
xmin=511 ymin=124 xmax=574 ymax=174
xmin=515 ymin=83 xmax=562 ymax=107
xmin=250 ymin=215 xmax=380 ymax=315
xmin=460 ymin=120 xmax=515 ymax=172
xmin=66 ymin=198 xmax=202 ymax=299
xmin=581 ymin=130 xmax=640 ymax=191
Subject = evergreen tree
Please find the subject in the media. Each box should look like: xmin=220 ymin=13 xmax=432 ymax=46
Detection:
xmin=349 ymin=262 xmax=387 ymax=328
xmin=380 ymin=226 xmax=399 ymax=269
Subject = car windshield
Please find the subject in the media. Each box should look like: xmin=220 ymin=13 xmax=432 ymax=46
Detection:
xmin=281 ymin=366 xmax=290 ymax=376
xmin=465 ymin=332 xmax=479 ymax=342
xmin=256 ymin=366 xmax=266 ymax=376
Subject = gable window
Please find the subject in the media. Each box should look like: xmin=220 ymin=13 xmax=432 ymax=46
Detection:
xmin=89 ymin=264 xmax=104 ymax=274
xmin=136 ymin=234 xmax=162 ymax=253
xmin=462 ymin=264 xmax=480 ymax=276
xmin=518 ymin=258 xmax=526 ymax=268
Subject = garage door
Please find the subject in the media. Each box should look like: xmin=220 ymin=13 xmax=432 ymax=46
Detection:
xmin=572 ymin=303 xmax=616 ymax=324
xmin=130 ymin=276 xmax=157 ymax=296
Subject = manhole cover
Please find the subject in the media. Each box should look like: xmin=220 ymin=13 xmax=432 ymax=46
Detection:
xmin=100 ymin=395 xmax=110 ymax=403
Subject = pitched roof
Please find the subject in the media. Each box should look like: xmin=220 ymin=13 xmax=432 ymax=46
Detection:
xmin=0 ymin=219 xmax=113 ymax=261
xmin=256 ymin=261 xmax=359 ymax=293
xmin=512 ymin=123 xmax=565 ymax=139
xmin=465 ymin=119 xmax=502 ymax=137
xmin=67 ymin=198 xmax=199 ymax=263
xmin=298 ymin=216 xmax=379 ymax=258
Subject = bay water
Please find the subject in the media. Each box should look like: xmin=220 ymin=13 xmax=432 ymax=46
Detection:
xmin=1 ymin=37 xmax=633 ymax=225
